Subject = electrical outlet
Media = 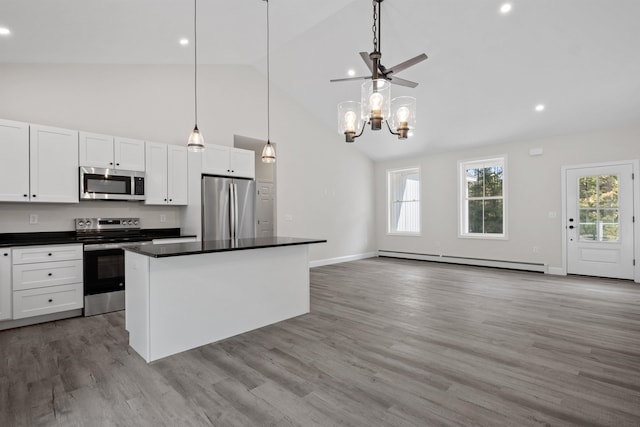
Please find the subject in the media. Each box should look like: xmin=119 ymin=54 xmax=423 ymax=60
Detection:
xmin=29 ymin=214 xmax=38 ymax=224
xmin=160 ymin=214 xmax=167 ymax=223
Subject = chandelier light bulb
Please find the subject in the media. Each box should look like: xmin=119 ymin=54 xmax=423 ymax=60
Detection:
xmin=396 ymin=106 xmax=410 ymax=124
xmin=343 ymin=111 xmax=357 ymax=133
xmin=370 ymin=92 xmax=384 ymax=117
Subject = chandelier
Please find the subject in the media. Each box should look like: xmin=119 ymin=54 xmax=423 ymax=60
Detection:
xmin=332 ymin=0 xmax=427 ymax=143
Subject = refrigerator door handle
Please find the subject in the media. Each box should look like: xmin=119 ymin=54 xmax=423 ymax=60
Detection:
xmin=229 ymin=182 xmax=236 ymax=240
xmin=233 ymin=183 xmax=239 ymax=240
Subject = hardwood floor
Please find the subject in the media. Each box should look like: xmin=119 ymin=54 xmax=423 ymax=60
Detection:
xmin=1 ymin=257 xmax=639 ymax=426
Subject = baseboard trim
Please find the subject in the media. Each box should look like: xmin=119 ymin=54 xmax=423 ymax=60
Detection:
xmin=0 ymin=309 xmax=82 ymax=331
xmin=378 ymin=250 xmax=548 ymax=273
xmin=310 ymin=252 xmax=377 ymax=268
xmin=547 ymin=267 xmax=566 ymax=276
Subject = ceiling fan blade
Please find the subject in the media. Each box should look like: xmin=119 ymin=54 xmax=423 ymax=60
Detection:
xmin=330 ymin=76 xmax=370 ymax=83
xmin=388 ymin=76 xmax=419 ymax=88
xmin=360 ymin=52 xmax=374 ymax=73
xmin=386 ymin=53 xmax=428 ymax=75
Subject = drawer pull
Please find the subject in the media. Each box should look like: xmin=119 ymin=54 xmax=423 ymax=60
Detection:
xmin=48 ymin=253 xmax=52 ymax=256
xmin=3 ymin=253 xmax=7 ymax=256
xmin=48 ymin=299 xmax=53 ymax=303
xmin=48 ymin=273 xmax=53 ymax=276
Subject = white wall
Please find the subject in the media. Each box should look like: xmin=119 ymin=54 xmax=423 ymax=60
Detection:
xmin=376 ymin=124 xmax=640 ymax=272
xmin=0 ymin=64 xmax=376 ymax=262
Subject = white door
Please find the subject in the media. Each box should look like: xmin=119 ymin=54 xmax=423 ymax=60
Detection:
xmin=566 ymin=164 xmax=635 ymax=279
xmin=256 ymin=181 xmax=275 ymax=237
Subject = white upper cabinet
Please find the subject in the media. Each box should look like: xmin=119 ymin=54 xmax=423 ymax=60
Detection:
xmin=202 ymin=144 xmax=255 ymax=179
xmin=114 ymin=137 xmax=145 ymax=171
xmin=79 ymin=132 xmax=145 ymax=171
xmin=0 ymin=119 xmax=30 ymax=202
xmin=145 ymin=142 xmax=188 ymax=205
xmin=167 ymin=145 xmax=188 ymax=205
xmin=30 ymin=125 xmax=79 ymax=203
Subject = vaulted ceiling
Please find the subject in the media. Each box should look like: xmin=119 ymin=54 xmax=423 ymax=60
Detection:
xmin=2 ymin=0 xmax=639 ymax=160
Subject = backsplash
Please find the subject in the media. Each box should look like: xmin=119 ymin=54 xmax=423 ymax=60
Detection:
xmin=0 ymin=201 xmax=181 ymax=233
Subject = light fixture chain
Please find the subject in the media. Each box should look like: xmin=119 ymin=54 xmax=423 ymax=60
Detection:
xmin=372 ymin=1 xmax=378 ymax=52
xmin=266 ymin=0 xmax=270 ymax=142
xmin=194 ymin=0 xmax=198 ymax=125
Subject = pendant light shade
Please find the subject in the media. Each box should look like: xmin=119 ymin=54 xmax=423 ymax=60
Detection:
xmin=187 ymin=0 xmax=204 ymax=152
xmin=187 ymin=125 xmax=205 ymax=152
xmin=261 ymin=141 xmax=276 ymax=163
xmin=261 ymin=0 xmax=276 ymax=163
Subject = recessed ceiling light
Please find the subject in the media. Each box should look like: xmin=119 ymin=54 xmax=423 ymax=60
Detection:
xmin=347 ymin=69 xmax=356 ymax=77
xmin=179 ymin=38 xmax=189 ymax=46
xmin=0 ymin=27 xmax=11 ymax=36
xmin=499 ymin=3 xmax=512 ymax=14
xmin=535 ymin=104 xmax=545 ymax=112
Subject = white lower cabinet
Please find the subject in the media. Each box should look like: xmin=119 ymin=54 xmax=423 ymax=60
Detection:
xmin=0 ymin=250 xmax=11 ymax=321
xmin=13 ymin=283 xmax=83 ymax=319
xmin=10 ymin=244 xmax=83 ymax=320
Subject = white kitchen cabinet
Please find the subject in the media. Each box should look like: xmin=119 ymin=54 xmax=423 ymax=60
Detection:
xmin=145 ymin=142 xmax=188 ymax=205
xmin=29 ymin=125 xmax=79 ymax=203
xmin=202 ymin=144 xmax=255 ymax=179
xmin=11 ymin=244 xmax=83 ymax=320
xmin=79 ymin=132 xmax=145 ymax=171
xmin=0 ymin=119 xmax=30 ymax=202
xmin=0 ymin=250 xmax=11 ymax=321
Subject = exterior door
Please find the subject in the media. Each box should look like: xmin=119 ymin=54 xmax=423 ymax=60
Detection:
xmin=566 ymin=163 xmax=635 ymax=279
xmin=256 ymin=181 xmax=275 ymax=237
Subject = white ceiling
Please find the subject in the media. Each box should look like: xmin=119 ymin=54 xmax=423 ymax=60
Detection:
xmin=2 ymin=0 xmax=640 ymax=161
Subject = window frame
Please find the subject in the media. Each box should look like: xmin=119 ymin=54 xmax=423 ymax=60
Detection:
xmin=458 ymin=155 xmax=508 ymax=240
xmin=387 ymin=166 xmax=421 ymax=236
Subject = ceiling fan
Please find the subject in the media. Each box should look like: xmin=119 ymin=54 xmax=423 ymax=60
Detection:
xmin=330 ymin=0 xmax=427 ymax=88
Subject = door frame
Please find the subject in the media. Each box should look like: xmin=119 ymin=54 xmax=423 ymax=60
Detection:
xmin=561 ymin=159 xmax=639 ymax=283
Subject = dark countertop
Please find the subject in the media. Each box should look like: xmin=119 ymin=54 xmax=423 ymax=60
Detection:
xmin=124 ymin=236 xmax=327 ymax=258
xmin=0 ymin=229 xmax=195 ymax=248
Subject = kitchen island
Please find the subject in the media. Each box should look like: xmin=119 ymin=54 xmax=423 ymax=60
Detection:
xmin=124 ymin=237 xmax=326 ymax=363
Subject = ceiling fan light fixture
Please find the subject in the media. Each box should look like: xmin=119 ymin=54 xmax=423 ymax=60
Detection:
xmin=361 ymin=79 xmax=390 ymax=131
xmin=390 ymin=96 xmax=416 ymax=140
xmin=338 ymin=101 xmax=363 ymax=143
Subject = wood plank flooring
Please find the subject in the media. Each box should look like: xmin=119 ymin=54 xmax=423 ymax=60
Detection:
xmin=1 ymin=257 xmax=639 ymax=426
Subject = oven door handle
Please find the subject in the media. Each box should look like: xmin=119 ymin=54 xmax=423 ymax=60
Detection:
xmin=83 ymin=241 xmax=153 ymax=251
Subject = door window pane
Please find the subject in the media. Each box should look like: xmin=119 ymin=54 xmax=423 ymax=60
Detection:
xmin=578 ymin=175 xmax=619 ymax=242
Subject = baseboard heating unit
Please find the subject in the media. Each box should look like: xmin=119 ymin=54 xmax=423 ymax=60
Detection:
xmin=378 ymin=250 xmax=547 ymax=273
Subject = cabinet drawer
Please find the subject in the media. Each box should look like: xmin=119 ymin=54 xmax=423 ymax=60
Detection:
xmin=13 ymin=283 xmax=83 ymax=319
xmin=13 ymin=260 xmax=83 ymax=291
xmin=12 ymin=244 xmax=83 ymax=264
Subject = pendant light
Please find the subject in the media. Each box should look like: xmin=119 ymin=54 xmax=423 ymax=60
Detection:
xmin=261 ymin=0 xmax=276 ymax=163
xmin=187 ymin=0 xmax=204 ymax=152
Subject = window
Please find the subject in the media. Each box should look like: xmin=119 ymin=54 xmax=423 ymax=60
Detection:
xmin=459 ymin=157 xmax=506 ymax=238
xmin=388 ymin=167 xmax=420 ymax=234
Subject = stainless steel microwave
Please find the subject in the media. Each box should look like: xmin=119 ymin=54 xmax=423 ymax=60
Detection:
xmin=80 ymin=167 xmax=145 ymax=201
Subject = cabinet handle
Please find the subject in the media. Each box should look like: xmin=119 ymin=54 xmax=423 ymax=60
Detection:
xmin=48 ymin=273 xmax=53 ymax=276
xmin=48 ymin=253 xmax=52 ymax=256
xmin=116 ymin=163 xmax=120 ymax=166
xmin=32 ymin=194 xmax=36 ymax=198
xmin=48 ymin=299 xmax=53 ymax=303
xmin=110 ymin=162 xmax=113 ymax=165
xmin=23 ymin=194 xmax=28 ymax=197
xmin=3 ymin=253 xmax=8 ymax=256
xmin=169 ymin=199 xmax=172 ymax=202
xmin=164 ymin=198 xmax=167 ymax=202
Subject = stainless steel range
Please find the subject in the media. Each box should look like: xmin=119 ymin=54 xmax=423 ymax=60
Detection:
xmin=76 ymin=217 xmax=152 ymax=316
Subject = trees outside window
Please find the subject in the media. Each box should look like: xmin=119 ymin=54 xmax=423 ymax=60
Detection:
xmin=459 ymin=157 xmax=506 ymax=238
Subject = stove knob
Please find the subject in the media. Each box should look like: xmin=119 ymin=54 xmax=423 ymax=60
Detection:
xmin=133 ymin=220 xmax=139 ymax=225
xmin=86 ymin=220 xmax=92 ymax=227
xmin=78 ymin=221 xmax=84 ymax=227
xmin=128 ymin=220 xmax=133 ymax=225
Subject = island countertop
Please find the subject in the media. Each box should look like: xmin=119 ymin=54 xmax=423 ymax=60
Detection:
xmin=124 ymin=236 xmax=326 ymax=258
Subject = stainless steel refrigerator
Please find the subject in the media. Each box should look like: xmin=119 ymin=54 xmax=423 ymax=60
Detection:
xmin=202 ymin=175 xmax=256 ymax=240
